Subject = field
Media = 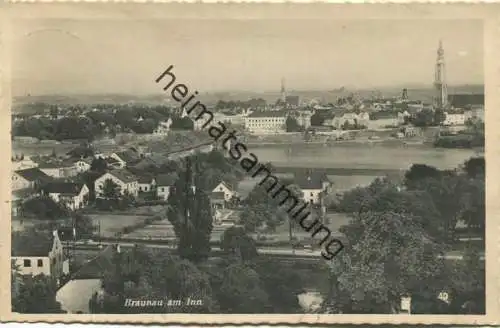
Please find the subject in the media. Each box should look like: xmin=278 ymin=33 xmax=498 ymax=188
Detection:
xmin=89 ymin=214 xmax=151 ymax=238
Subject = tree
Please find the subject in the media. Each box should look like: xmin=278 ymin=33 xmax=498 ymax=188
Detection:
xmin=330 ymin=209 xmax=445 ymax=313
xmin=100 ymin=179 xmax=121 ymax=201
xmin=90 ymin=158 xmax=108 ymax=173
xmin=12 ymin=274 xmax=65 ymax=313
xmin=411 ymin=109 xmax=435 ymax=127
xmin=166 ymin=160 xmax=213 ymax=263
xmin=21 ymin=196 xmax=69 ymax=220
xmin=285 ymin=116 xmax=301 ymax=132
xmin=310 ymin=112 xmax=325 ymax=126
xmin=434 ymin=109 xmax=446 ymax=125
xmin=221 ymin=226 xmax=258 ymax=262
xmin=215 ymin=263 xmax=270 ymax=313
xmin=404 ymin=164 xmax=442 ymax=189
xmin=74 ymin=214 xmax=94 ymax=239
xmin=463 ymin=157 xmax=485 ymax=178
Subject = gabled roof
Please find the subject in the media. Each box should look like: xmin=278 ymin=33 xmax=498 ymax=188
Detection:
xmin=105 ymin=157 xmax=121 ymax=165
xmin=156 ymin=173 xmax=177 ymax=186
xmin=210 ymin=180 xmax=235 ymax=192
xmin=14 ymin=168 xmax=51 ymax=182
xmin=138 ymin=175 xmax=155 ymax=184
xmin=71 ymin=245 xmax=117 ymax=280
xmin=12 ymin=231 xmax=56 ymax=257
xmin=43 ymin=182 xmax=85 ymax=196
xmin=294 ymin=172 xmax=329 ymax=190
xmin=104 ymin=169 xmax=138 ymax=183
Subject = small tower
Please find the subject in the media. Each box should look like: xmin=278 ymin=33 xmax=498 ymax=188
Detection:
xmin=280 ymin=78 xmax=287 ymax=103
xmin=401 ymin=88 xmax=408 ymax=101
xmin=434 ymin=39 xmax=448 ymax=109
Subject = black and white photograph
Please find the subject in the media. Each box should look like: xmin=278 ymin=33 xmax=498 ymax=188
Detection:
xmin=3 ymin=3 xmax=497 ymax=325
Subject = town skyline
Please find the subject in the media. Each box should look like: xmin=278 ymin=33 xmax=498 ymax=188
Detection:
xmin=12 ymin=19 xmax=483 ymax=97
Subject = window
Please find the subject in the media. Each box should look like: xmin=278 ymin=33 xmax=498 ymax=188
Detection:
xmin=23 ymin=259 xmax=31 ymax=267
xmin=161 ymin=187 xmax=164 ymax=192
xmin=37 ymin=259 xmax=43 ymax=267
xmin=310 ymin=192 xmax=314 ymax=197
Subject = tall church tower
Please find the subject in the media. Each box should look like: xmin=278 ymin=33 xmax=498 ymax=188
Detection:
xmin=280 ymin=78 xmax=287 ymax=103
xmin=434 ymin=40 xmax=448 ymax=108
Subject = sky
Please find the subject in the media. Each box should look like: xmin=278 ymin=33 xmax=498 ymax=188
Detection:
xmin=12 ymin=19 xmax=484 ymax=96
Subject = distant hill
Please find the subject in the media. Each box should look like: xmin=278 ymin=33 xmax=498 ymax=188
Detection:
xmin=12 ymin=84 xmax=484 ymax=112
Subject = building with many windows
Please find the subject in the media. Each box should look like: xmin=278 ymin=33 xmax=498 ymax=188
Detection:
xmin=244 ymin=110 xmax=287 ymax=134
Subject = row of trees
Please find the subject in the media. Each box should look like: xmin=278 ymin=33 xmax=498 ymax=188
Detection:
xmin=12 ymin=106 xmax=195 ymax=141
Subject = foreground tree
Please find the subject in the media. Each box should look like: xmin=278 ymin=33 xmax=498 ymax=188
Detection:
xmin=221 ymin=226 xmax=258 ymax=262
xmin=167 ymin=159 xmax=213 ymax=263
xmin=12 ymin=274 xmax=65 ymax=313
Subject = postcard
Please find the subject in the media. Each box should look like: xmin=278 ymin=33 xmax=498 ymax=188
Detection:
xmin=0 ymin=2 xmax=499 ymax=325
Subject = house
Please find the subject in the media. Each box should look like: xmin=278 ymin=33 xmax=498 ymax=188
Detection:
xmin=73 ymin=158 xmax=92 ymax=173
xmin=156 ymin=173 xmax=177 ymax=200
xmin=244 ymin=111 xmax=287 ymax=134
xmin=42 ymin=182 xmax=90 ymax=210
xmin=38 ymin=161 xmax=78 ymax=178
xmin=110 ymin=148 xmax=142 ymax=168
xmin=211 ymin=181 xmax=237 ymax=202
xmin=11 ymin=156 xmax=38 ymax=171
xmin=94 ymin=169 xmax=139 ymax=197
xmin=295 ymin=172 xmax=332 ymax=204
xmin=397 ymin=111 xmax=411 ymax=125
xmin=443 ymin=112 xmax=466 ymax=126
xmin=11 ymin=230 xmax=69 ymax=282
xmin=153 ymin=118 xmax=173 ymax=135
xmin=138 ymin=175 xmax=156 ymax=193
xmin=12 ymin=167 xmax=51 ymax=191
xmin=210 ymin=192 xmax=226 ymax=210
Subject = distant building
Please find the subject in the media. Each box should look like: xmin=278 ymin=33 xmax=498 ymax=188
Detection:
xmin=12 ymin=167 xmax=51 ymax=191
xmin=443 ymin=112 xmax=466 ymax=126
xmin=138 ymin=176 xmax=156 ymax=193
xmin=295 ymin=172 xmax=332 ymax=205
xmin=285 ymin=95 xmax=300 ymax=108
xmin=153 ymin=118 xmax=173 ymax=135
xmin=155 ymin=173 xmax=176 ymax=200
xmin=11 ymin=156 xmax=38 ymax=171
xmin=42 ymin=182 xmax=90 ymax=210
xmin=211 ymin=181 xmax=237 ymax=202
xmin=11 ymin=230 xmax=69 ymax=281
xmin=448 ymin=94 xmax=484 ymax=108
xmin=245 ymin=110 xmax=287 ymax=134
xmin=38 ymin=161 xmax=78 ymax=178
xmin=110 ymin=148 xmax=141 ymax=168
xmin=94 ymin=169 xmax=139 ymax=197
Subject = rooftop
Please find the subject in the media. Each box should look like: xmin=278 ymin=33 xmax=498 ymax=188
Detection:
xmin=156 ymin=173 xmax=177 ymax=186
xmin=43 ymin=182 xmax=85 ymax=196
xmin=294 ymin=172 xmax=329 ymax=190
xmin=247 ymin=110 xmax=288 ymax=118
xmin=15 ymin=167 xmax=51 ymax=182
xmin=106 ymin=169 xmax=138 ymax=183
xmin=12 ymin=231 xmax=56 ymax=257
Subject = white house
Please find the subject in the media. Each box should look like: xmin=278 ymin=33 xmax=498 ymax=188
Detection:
xmin=73 ymin=159 xmax=92 ymax=173
xmin=153 ymin=118 xmax=173 ymax=135
xmin=244 ymin=111 xmax=287 ymax=134
xmin=443 ymin=112 xmax=466 ymax=126
xmin=95 ymin=169 xmax=139 ymax=198
xmin=397 ymin=111 xmax=411 ymax=125
xmin=12 ymin=168 xmax=51 ymax=191
xmin=11 ymin=156 xmax=38 ymax=171
xmin=11 ymin=230 xmax=69 ymax=281
xmin=43 ymin=182 xmax=90 ymax=210
xmin=38 ymin=162 xmax=78 ymax=178
xmin=110 ymin=149 xmax=141 ymax=168
xmin=155 ymin=173 xmax=177 ymax=200
xmin=138 ymin=176 xmax=156 ymax=193
xmin=211 ymin=181 xmax=237 ymax=202
xmin=295 ymin=172 xmax=332 ymax=205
